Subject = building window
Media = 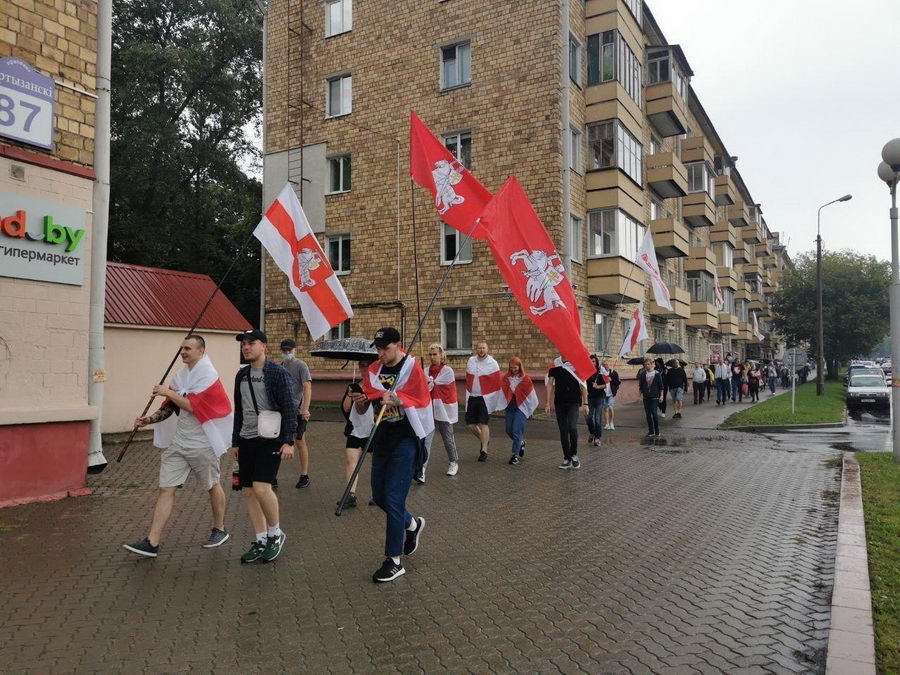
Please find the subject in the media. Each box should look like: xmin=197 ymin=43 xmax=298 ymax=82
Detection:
xmin=650 ymin=198 xmax=670 ymax=221
xmin=443 ymin=130 xmax=472 ymax=168
xmin=329 ymin=318 xmax=351 ymax=340
xmin=569 ymin=215 xmax=583 ymax=264
xmin=723 ymin=288 xmax=735 ymax=315
xmin=441 ymin=41 xmax=471 ymax=90
xmin=569 ymin=33 xmax=581 ymax=85
xmin=326 ymin=74 xmax=352 ymax=117
xmin=736 ymin=298 xmax=749 ymax=322
xmin=588 ymin=208 xmax=644 ymax=260
xmin=714 ymin=242 xmax=733 ymax=268
xmin=647 ymin=48 xmax=688 ymax=101
xmin=325 ymin=0 xmax=352 ymax=37
xmin=687 ymin=271 xmax=715 ymax=304
xmin=586 ymin=30 xmax=642 ymax=107
xmin=327 ymin=155 xmax=351 ymax=194
xmin=650 ymin=134 xmax=662 ymax=155
xmin=686 ymin=161 xmax=714 ymax=197
xmin=442 ymin=307 xmax=472 ymax=352
xmin=327 ymin=233 xmax=351 ymax=274
xmin=594 ymin=312 xmax=613 ymax=353
xmin=623 ymin=0 xmax=642 ymax=24
xmin=569 ymin=125 xmax=582 ymax=173
xmin=441 ymin=222 xmax=472 ymax=265
xmin=587 ymin=119 xmax=643 ymax=185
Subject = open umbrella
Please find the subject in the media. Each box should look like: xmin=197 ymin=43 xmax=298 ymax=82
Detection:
xmin=626 ymin=357 xmax=647 ymax=365
xmin=310 ymin=337 xmax=377 ymax=361
xmin=647 ymin=342 xmax=684 ymax=354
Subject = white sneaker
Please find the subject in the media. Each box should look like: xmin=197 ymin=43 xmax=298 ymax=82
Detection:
xmin=603 ymin=423 xmax=611 ymax=430
xmin=659 ymin=412 xmax=666 ymax=418
xmin=446 ymin=462 xmax=459 ymax=476
xmin=609 ymin=423 xmax=615 ymax=430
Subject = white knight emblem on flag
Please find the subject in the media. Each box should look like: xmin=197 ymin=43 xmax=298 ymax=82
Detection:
xmin=296 ymin=247 xmax=323 ymax=288
xmin=432 ymin=159 xmax=465 ymax=214
xmin=510 ymin=249 xmax=567 ymax=316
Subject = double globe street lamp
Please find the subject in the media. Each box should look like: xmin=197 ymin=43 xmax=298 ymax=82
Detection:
xmin=877 ymin=138 xmax=900 ymax=463
xmin=816 ymin=194 xmax=852 ymax=396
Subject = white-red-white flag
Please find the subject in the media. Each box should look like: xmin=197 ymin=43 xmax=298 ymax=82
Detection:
xmin=753 ymin=311 xmax=765 ymax=341
xmin=714 ymin=274 xmax=725 ymax=312
xmin=501 ymin=372 xmax=539 ymax=419
xmin=362 ymin=355 xmax=435 ymax=439
xmin=636 ymin=229 xmax=673 ymax=311
xmin=255 ymin=184 xmax=353 ymax=340
xmin=619 ymin=301 xmax=649 ymax=357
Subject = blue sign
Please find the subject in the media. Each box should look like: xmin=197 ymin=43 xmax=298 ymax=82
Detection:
xmin=0 ymin=57 xmax=56 ymax=150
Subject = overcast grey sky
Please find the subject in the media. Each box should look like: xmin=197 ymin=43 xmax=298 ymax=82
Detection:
xmin=646 ymin=0 xmax=900 ymax=262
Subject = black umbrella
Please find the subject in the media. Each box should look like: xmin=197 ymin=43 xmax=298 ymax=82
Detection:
xmin=666 ymin=359 xmax=689 ymax=368
xmin=626 ymin=357 xmax=646 ymax=365
xmin=647 ymin=342 xmax=685 ymax=354
xmin=310 ymin=337 xmax=377 ymax=361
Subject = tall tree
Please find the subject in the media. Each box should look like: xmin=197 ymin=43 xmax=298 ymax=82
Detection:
xmin=109 ymin=0 xmax=262 ymax=323
xmin=770 ymin=250 xmax=890 ymax=377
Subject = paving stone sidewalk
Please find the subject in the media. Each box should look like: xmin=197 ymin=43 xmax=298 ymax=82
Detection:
xmin=0 ymin=397 xmax=841 ymax=673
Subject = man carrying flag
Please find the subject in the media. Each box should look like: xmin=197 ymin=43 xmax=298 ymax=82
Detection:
xmin=619 ymin=301 xmax=650 ymax=357
xmin=636 ymin=229 xmax=673 ymax=311
xmin=352 ymin=327 xmax=434 ymax=582
xmin=123 ymin=335 xmax=233 ymax=558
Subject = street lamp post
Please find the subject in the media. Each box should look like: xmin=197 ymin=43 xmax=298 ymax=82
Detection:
xmin=816 ymin=194 xmax=853 ymax=395
xmin=878 ymin=138 xmax=900 ymax=464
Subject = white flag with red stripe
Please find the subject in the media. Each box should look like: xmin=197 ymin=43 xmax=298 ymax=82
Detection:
xmin=619 ymin=301 xmax=649 ymax=357
xmin=428 ymin=363 xmax=459 ymax=424
xmin=753 ymin=311 xmax=765 ymax=341
xmin=465 ymin=355 xmax=506 ymax=413
xmin=362 ymin=355 xmax=435 ymax=439
xmin=255 ymin=184 xmax=353 ymax=340
xmin=636 ymin=229 xmax=673 ymax=311
xmin=714 ymin=274 xmax=725 ymax=312
xmin=501 ymin=373 xmax=539 ymax=419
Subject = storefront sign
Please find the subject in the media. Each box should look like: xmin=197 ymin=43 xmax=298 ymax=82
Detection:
xmin=0 ymin=192 xmax=87 ymax=285
xmin=0 ymin=57 xmax=55 ymax=150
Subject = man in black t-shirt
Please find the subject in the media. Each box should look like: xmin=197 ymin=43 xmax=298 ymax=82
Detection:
xmin=545 ymin=357 xmax=588 ymax=470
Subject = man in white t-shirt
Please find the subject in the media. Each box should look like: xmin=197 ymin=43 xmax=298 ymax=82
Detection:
xmin=465 ymin=341 xmax=501 ymax=462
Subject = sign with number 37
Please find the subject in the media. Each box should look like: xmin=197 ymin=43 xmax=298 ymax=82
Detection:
xmin=0 ymin=57 xmax=55 ymax=151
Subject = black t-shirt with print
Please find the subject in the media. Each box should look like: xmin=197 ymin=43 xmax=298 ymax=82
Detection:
xmin=550 ymin=366 xmax=583 ymax=406
xmin=372 ymin=360 xmax=415 ymax=452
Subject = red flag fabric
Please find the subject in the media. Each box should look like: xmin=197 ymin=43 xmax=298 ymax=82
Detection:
xmin=409 ymin=111 xmax=492 ymax=239
xmin=478 ymin=176 xmax=595 ymax=381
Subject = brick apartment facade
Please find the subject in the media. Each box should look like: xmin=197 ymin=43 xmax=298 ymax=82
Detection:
xmin=262 ymin=0 xmax=790 ymax=382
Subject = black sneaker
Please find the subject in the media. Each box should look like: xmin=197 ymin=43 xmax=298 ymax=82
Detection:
xmin=336 ymin=493 xmax=358 ymax=509
xmin=571 ymin=457 xmax=582 ymax=470
xmin=368 ymin=499 xmax=377 ymax=506
xmin=373 ymin=558 xmax=405 ymax=582
xmin=295 ymin=475 xmax=310 ymax=489
xmin=123 ymin=538 xmax=158 ymax=558
xmin=520 ymin=441 xmax=525 ymax=457
xmin=509 ymin=455 xmax=520 ymax=465
xmin=404 ymin=517 xmax=425 ymax=556
xmin=478 ymin=451 xmax=488 ymax=462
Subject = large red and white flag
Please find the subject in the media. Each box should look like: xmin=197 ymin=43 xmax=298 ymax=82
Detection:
xmin=636 ymin=229 xmax=673 ymax=311
xmin=501 ymin=372 xmax=539 ymax=419
xmin=478 ymin=176 xmax=594 ymax=381
xmin=619 ymin=301 xmax=649 ymax=357
xmin=409 ymin=111 xmax=492 ymax=239
xmin=255 ymin=184 xmax=353 ymax=340
xmin=465 ymin=355 xmax=505 ymax=413
xmin=714 ymin=274 xmax=725 ymax=312
xmin=428 ymin=363 xmax=459 ymax=424
xmin=362 ymin=355 xmax=435 ymax=439
xmin=152 ymin=355 xmax=233 ymax=456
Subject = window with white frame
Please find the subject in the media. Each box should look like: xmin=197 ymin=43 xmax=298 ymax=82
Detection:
xmin=442 ymin=307 xmax=472 ymax=352
xmin=328 ymin=318 xmax=351 ymax=340
xmin=441 ymin=41 xmax=471 ymax=90
xmin=586 ymin=30 xmax=642 ymax=107
xmin=714 ymin=242 xmax=733 ymax=268
xmin=443 ymin=130 xmax=472 ymax=168
xmin=588 ymin=208 xmax=644 ymax=260
xmin=569 ymin=215 xmax=583 ymax=263
xmin=653 ymin=326 xmax=663 ymax=344
xmin=650 ymin=134 xmax=662 ymax=155
xmin=594 ymin=312 xmax=613 ymax=352
xmin=687 ymin=271 xmax=714 ymax=303
xmin=687 ymin=330 xmax=696 ymax=361
xmin=623 ymin=0 xmax=642 ymax=24
xmin=686 ymin=161 xmax=714 ymax=196
xmin=587 ymin=119 xmax=643 ymax=184
xmin=650 ymin=198 xmax=669 ymax=221
xmin=647 ymin=48 xmax=688 ymax=102
xmin=326 ymin=74 xmax=352 ymax=117
xmin=569 ymin=33 xmax=581 ymax=85
xmin=723 ymin=288 xmax=735 ymax=315
xmin=736 ymin=298 xmax=749 ymax=322
xmin=569 ymin=125 xmax=582 ymax=173
xmin=327 ymin=155 xmax=351 ymax=194
xmin=441 ymin=222 xmax=472 ymax=265
xmin=327 ymin=233 xmax=351 ymax=274
xmin=325 ymin=0 xmax=352 ymax=37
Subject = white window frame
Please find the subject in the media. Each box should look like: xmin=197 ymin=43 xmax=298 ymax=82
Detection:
xmin=440 ymin=41 xmax=471 ymax=91
xmin=440 ymin=222 xmax=472 ymax=265
xmin=326 ymin=154 xmax=351 ymax=194
xmin=587 ymin=118 xmax=643 ymax=185
xmin=441 ymin=307 xmax=472 ymax=354
xmin=569 ymin=125 xmax=582 ymax=173
xmin=325 ymin=0 xmax=352 ymax=38
xmin=569 ymin=33 xmax=582 ymax=86
xmin=588 ymin=208 xmax=644 ymax=260
xmin=594 ymin=312 xmax=613 ymax=353
xmin=686 ymin=161 xmax=714 ymax=197
xmin=443 ymin=130 xmax=472 ymax=168
xmin=326 ymin=73 xmax=352 ymax=117
xmin=327 ymin=232 xmax=351 ymax=275
xmin=714 ymin=242 xmax=733 ymax=269
xmin=328 ymin=318 xmax=351 ymax=340
xmin=569 ymin=214 xmax=583 ymax=264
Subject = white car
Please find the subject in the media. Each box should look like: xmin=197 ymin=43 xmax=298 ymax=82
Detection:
xmin=846 ymin=373 xmax=890 ymax=411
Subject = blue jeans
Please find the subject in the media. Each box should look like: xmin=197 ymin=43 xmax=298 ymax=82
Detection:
xmin=715 ymin=378 xmax=730 ymax=404
xmin=731 ymin=376 xmax=743 ymax=401
xmin=504 ymin=402 xmax=526 ymax=456
xmin=768 ymin=376 xmax=777 ymax=393
xmin=370 ymin=436 xmax=417 ymax=558
xmin=643 ymin=397 xmax=660 ymax=435
xmin=586 ymin=399 xmax=604 ymax=438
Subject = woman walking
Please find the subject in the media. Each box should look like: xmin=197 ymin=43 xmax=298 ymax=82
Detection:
xmin=585 ymin=354 xmax=606 ymax=445
xmin=748 ymin=362 xmax=761 ymax=402
xmin=639 ymin=358 xmax=664 ymax=437
xmin=501 ymin=358 xmax=538 ymax=465
xmin=601 ymin=358 xmax=620 ymax=430
xmin=423 ymin=344 xmax=460 ymax=479
xmin=665 ymin=360 xmax=688 ymax=418
xmin=766 ymin=362 xmax=778 ymax=394
xmin=337 ymin=358 xmax=376 ymax=509
xmin=731 ymin=360 xmax=745 ymax=403
xmin=655 ymin=358 xmax=669 ymax=417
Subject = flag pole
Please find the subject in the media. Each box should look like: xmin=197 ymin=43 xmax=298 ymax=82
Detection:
xmin=115 ymin=228 xmax=259 ymax=463
xmin=336 ymin=218 xmax=479 ymax=515
xmin=608 ymin=259 xmax=643 ymax=371
xmin=410 ymin=177 xmax=423 ymax=338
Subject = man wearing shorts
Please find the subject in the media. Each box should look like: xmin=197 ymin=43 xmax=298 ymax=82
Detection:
xmin=123 ymin=335 xmax=230 ymax=557
xmin=465 ymin=341 xmax=501 ymax=462
xmin=231 ymin=329 xmax=297 ymax=564
xmin=279 ymin=339 xmax=313 ymax=489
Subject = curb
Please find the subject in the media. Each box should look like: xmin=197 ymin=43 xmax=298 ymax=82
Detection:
xmin=721 ymin=421 xmax=846 ymax=432
xmin=825 ymin=454 xmax=876 ymax=674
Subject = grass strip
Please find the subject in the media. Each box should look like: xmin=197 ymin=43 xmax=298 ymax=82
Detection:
xmin=720 ymin=379 xmax=845 ymax=427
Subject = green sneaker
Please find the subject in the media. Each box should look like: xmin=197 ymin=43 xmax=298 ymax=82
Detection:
xmin=240 ymin=540 xmax=265 ymax=564
xmin=261 ymin=532 xmax=285 ymax=562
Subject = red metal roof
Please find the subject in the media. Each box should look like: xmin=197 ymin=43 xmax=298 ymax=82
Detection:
xmin=105 ymin=262 xmax=252 ymax=331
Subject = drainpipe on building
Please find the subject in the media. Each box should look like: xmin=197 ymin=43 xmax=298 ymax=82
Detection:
xmin=87 ymin=0 xmax=112 ymax=472
xmin=560 ymin=0 xmax=571 ymax=275
xmin=257 ymin=0 xmax=267 ymax=331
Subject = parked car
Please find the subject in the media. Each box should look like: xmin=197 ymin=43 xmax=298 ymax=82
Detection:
xmin=846 ymin=373 xmax=890 ymax=411
xmin=846 ymin=365 xmax=886 ymax=383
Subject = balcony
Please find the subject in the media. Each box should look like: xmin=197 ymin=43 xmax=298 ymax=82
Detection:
xmin=749 ymin=293 xmax=764 ymax=312
xmin=646 ymin=151 xmax=688 ymax=198
xmin=717 ymin=266 xmax=739 ymax=290
xmin=764 ymin=281 xmax=777 ymax=295
xmin=687 ymin=301 xmax=718 ymax=329
xmin=760 ymin=254 xmax=777 ymax=269
xmin=585 ymin=169 xmax=644 ymax=213
xmin=681 ymin=135 xmax=715 ymax=166
xmin=645 ymin=81 xmax=689 ymax=137
xmin=735 ymin=286 xmax=751 ymax=303
xmin=685 ymin=246 xmax=716 ymax=275
xmin=737 ymin=322 xmax=753 ymax=341
xmin=649 ymin=285 xmax=691 ymax=319
xmin=682 ymin=191 xmax=716 ymax=227
xmin=733 ymin=241 xmax=750 ymax=264
xmin=741 ymin=224 xmax=762 ymax=245
xmin=718 ymin=313 xmax=739 ymax=336
xmin=586 ymin=256 xmax=646 ymax=303
xmin=714 ymin=173 xmax=737 ymax=206
xmin=709 ymin=221 xmax=738 ymax=247
xmin=649 ymin=217 xmax=689 ymax=258
xmin=727 ymin=200 xmax=749 ymax=227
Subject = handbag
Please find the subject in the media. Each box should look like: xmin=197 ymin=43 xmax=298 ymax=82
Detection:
xmin=741 ymin=382 xmax=749 ymax=396
xmin=245 ymin=367 xmax=282 ymax=439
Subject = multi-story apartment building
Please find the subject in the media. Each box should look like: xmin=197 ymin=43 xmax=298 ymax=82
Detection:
xmin=262 ymin=0 xmax=789 ymax=387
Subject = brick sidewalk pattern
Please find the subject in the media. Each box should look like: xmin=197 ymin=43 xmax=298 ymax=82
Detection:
xmin=0 ymin=402 xmax=840 ymax=673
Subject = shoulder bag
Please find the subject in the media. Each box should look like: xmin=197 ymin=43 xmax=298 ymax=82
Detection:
xmin=246 ymin=367 xmax=282 ymax=439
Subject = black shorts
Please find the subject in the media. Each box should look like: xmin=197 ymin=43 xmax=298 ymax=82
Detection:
xmin=237 ymin=437 xmax=282 ymax=487
xmin=465 ymin=396 xmax=490 ymax=425
xmin=345 ymin=434 xmax=367 ymax=450
xmin=296 ymin=417 xmax=308 ymax=440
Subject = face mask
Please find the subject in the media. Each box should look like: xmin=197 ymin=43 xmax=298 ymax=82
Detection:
xmin=281 ymin=353 xmax=295 ymax=361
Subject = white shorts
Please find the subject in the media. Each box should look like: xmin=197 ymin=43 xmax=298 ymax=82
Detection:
xmin=159 ymin=444 xmax=221 ymax=490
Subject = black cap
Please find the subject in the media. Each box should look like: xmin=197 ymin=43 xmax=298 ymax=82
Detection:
xmin=280 ymin=339 xmax=296 ymax=350
xmin=371 ymin=326 xmax=401 ymax=348
xmin=236 ymin=329 xmax=268 ymax=343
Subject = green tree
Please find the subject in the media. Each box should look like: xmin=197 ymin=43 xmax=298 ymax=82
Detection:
xmin=109 ymin=0 xmax=262 ymax=323
xmin=770 ymin=250 xmax=890 ymax=378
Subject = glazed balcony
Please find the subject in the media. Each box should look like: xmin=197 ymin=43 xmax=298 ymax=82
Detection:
xmin=684 ymin=246 xmax=716 ymax=275
xmin=586 ymin=257 xmax=646 ymax=303
xmin=709 ymin=221 xmax=738 ymax=247
xmin=681 ymin=135 xmax=715 ymax=166
xmin=717 ymin=266 xmax=739 ymax=290
xmin=649 ymin=217 xmax=690 ymax=258
xmin=714 ymin=173 xmax=737 ymax=206
xmin=649 ymin=285 xmax=691 ymax=319
xmin=687 ymin=301 xmax=719 ymax=329
xmin=718 ymin=313 xmax=739 ymax=336
xmin=683 ymin=191 xmax=716 ymax=228
xmin=645 ymin=81 xmax=689 ymax=137
xmin=646 ymin=151 xmax=688 ymax=199
xmin=727 ymin=200 xmax=749 ymax=227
